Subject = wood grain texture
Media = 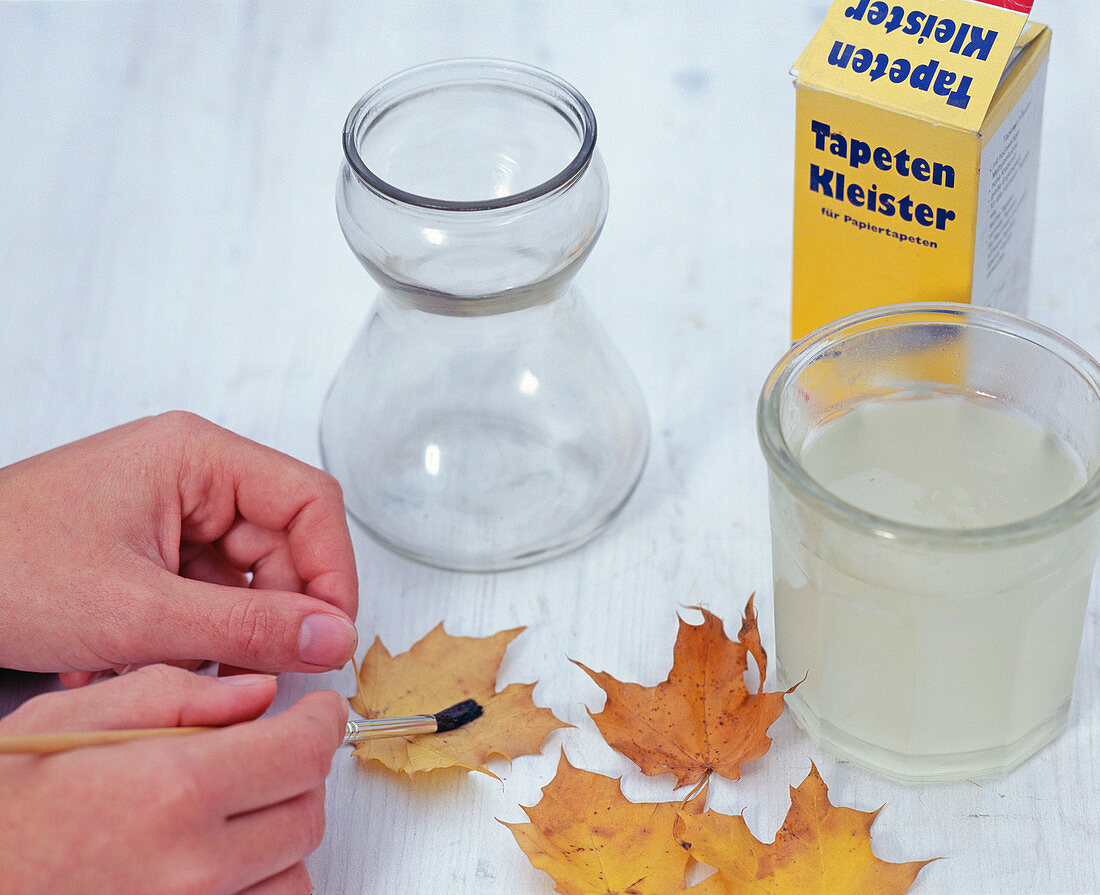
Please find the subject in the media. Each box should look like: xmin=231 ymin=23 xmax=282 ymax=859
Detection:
xmin=1 ymin=2 xmax=1097 ymax=893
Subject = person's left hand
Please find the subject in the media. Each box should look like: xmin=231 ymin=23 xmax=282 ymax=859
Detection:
xmin=0 ymin=412 xmax=359 ymax=685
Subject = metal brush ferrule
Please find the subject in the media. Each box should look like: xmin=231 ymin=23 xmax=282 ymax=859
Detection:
xmin=343 ymin=715 xmax=438 ymax=743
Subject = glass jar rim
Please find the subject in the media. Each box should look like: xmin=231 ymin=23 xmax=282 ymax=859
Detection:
xmin=757 ymin=301 xmax=1100 ymax=547
xmin=342 ymin=57 xmax=597 ymax=212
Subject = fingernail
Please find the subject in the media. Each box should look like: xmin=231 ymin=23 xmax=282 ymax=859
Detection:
xmin=221 ymin=673 xmax=278 ymax=687
xmin=298 ymin=614 xmax=358 ymax=667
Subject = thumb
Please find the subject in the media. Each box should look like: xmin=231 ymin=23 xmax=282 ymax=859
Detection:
xmin=0 ymin=664 xmax=278 ymax=735
xmin=147 ymin=570 xmax=359 ymax=674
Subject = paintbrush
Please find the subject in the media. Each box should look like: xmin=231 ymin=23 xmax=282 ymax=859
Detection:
xmin=343 ymin=698 xmax=482 ymax=742
xmin=0 ymin=699 xmax=483 ymax=755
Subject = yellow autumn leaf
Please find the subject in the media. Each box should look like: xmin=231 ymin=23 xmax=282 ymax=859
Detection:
xmin=349 ymin=623 xmax=568 ymax=777
xmin=502 ymin=752 xmax=707 ymax=895
xmin=675 ymin=763 xmax=937 ymax=894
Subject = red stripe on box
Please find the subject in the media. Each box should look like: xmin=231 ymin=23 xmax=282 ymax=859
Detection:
xmin=973 ymin=0 xmax=1033 ymax=12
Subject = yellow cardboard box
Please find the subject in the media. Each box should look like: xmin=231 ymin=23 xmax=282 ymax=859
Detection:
xmin=791 ymin=0 xmax=1050 ymax=339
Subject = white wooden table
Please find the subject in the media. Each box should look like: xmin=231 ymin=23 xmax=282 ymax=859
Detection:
xmin=1 ymin=2 xmax=1097 ymax=893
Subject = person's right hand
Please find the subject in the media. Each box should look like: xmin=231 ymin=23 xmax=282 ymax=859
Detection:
xmin=0 ymin=664 xmax=348 ymax=895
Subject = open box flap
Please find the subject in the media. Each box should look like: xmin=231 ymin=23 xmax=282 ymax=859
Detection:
xmin=794 ymin=0 xmax=1033 ymax=132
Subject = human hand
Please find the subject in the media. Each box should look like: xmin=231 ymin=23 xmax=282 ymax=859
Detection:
xmin=0 ymin=664 xmax=347 ymax=895
xmin=0 ymin=412 xmax=358 ymax=684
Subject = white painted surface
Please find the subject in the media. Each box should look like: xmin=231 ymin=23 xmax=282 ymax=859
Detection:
xmin=1 ymin=2 xmax=1097 ymax=893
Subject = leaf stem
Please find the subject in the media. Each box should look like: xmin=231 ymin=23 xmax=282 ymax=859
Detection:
xmin=680 ymin=769 xmax=712 ymax=808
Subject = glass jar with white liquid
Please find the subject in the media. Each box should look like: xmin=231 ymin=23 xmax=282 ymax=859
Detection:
xmin=758 ymin=303 xmax=1100 ymax=781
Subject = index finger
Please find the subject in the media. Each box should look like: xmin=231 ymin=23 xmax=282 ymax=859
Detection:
xmin=180 ymin=417 xmax=359 ymax=622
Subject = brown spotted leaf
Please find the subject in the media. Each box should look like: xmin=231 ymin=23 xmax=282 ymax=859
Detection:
xmin=575 ymin=597 xmax=795 ymax=787
xmin=502 ymin=753 xmax=707 ymax=895
xmin=349 ymin=623 xmax=567 ymax=777
xmin=675 ymin=763 xmax=937 ymax=894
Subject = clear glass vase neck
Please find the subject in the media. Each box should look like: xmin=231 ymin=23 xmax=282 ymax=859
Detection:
xmin=337 ymin=153 xmax=608 ymax=315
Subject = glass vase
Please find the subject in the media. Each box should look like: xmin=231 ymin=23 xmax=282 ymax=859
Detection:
xmin=321 ymin=59 xmax=649 ymax=572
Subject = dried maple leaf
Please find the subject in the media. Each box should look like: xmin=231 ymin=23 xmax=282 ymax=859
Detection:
xmin=502 ymin=753 xmax=707 ymax=895
xmin=675 ymin=763 xmax=936 ymax=894
xmin=349 ymin=623 xmax=567 ymax=777
xmin=574 ymin=597 xmax=793 ymax=787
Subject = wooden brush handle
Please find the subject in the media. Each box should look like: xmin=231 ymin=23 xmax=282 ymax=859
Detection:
xmin=0 ymin=726 xmax=211 ymax=755
xmin=0 ymin=714 xmax=446 ymax=755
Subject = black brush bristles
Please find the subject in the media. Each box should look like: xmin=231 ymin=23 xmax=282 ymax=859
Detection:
xmin=432 ymin=699 xmax=483 ymax=733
